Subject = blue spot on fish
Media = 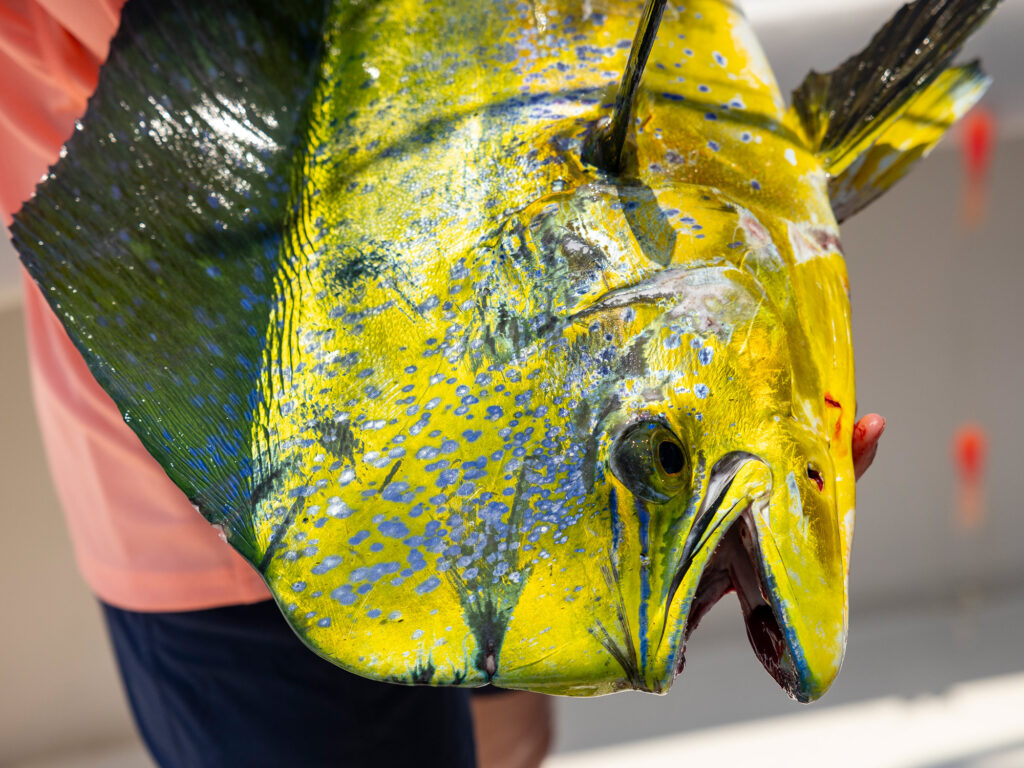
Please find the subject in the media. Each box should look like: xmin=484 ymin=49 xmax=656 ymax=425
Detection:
xmin=348 ymin=530 xmax=370 ymax=545
xmin=415 ymin=576 xmax=441 ymax=595
xmin=331 ymin=585 xmax=357 ymax=605
xmin=312 ymin=555 xmax=343 ymax=575
xmin=378 ymin=519 xmax=410 ymax=538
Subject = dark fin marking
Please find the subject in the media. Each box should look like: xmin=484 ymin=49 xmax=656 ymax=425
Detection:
xmin=259 ymin=494 xmax=307 ymax=574
xmin=828 ymin=62 xmax=990 ymax=221
xmin=10 ymin=0 xmax=327 ymax=562
xmin=377 ymin=458 xmax=403 ymax=495
xmin=453 ymin=462 xmax=534 ymax=681
xmin=789 ymin=0 xmax=1000 ymax=176
xmin=589 ymin=560 xmax=643 ymax=689
xmin=582 ymin=0 xmax=667 ymax=172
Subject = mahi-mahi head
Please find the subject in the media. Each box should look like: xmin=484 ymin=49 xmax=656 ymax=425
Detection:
xmin=13 ymin=0 xmax=999 ymax=697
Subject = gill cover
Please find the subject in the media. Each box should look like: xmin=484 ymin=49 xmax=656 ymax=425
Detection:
xmin=12 ymin=0 xmax=997 ymax=697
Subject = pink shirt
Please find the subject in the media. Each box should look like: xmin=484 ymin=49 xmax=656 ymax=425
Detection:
xmin=2 ymin=0 xmax=270 ymax=611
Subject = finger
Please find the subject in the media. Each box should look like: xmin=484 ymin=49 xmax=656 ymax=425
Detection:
xmin=854 ymin=441 xmax=879 ymax=481
xmin=853 ymin=414 xmax=885 ymax=480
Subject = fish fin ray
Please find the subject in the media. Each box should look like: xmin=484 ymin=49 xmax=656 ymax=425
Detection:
xmin=828 ymin=62 xmax=990 ymax=222
xmin=786 ymin=0 xmax=999 ymax=177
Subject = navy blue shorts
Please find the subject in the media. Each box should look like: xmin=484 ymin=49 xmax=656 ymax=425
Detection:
xmin=101 ymin=599 xmax=479 ymax=768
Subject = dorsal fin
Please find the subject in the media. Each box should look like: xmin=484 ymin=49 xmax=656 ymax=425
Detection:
xmin=787 ymin=0 xmax=1000 ymax=180
xmin=582 ymin=0 xmax=667 ymax=173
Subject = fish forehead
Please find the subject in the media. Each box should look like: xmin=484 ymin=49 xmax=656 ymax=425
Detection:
xmin=297 ymin=0 xmax=835 ymax=361
xmin=302 ymin=0 xmax=826 ymax=258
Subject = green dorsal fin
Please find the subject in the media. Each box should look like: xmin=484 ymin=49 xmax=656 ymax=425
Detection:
xmin=10 ymin=0 xmax=326 ymax=561
xmin=828 ymin=62 xmax=990 ymax=222
xmin=787 ymin=0 xmax=1000 ymax=179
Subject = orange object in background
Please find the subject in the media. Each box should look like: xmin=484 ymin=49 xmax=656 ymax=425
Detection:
xmin=953 ymin=424 xmax=988 ymax=530
xmin=960 ymin=108 xmax=995 ymax=229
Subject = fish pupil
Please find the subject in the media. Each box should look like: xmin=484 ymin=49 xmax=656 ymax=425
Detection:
xmin=658 ymin=440 xmax=684 ymax=475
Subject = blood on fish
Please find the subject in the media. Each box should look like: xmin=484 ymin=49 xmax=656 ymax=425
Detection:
xmin=824 ymin=393 xmax=842 ymax=440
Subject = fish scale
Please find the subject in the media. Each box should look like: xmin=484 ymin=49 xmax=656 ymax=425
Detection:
xmin=12 ymin=0 xmax=999 ymax=698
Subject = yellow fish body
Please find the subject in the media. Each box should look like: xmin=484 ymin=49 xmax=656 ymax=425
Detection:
xmin=13 ymin=0 xmax=997 ymax=699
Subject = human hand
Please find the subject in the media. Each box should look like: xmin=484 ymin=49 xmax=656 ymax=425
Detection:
xmin=852 ymin=414 xmax=885 ymax=480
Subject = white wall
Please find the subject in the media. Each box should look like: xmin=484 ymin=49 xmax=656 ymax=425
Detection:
xmin=0 ymin=307 xmax=138 ymax=765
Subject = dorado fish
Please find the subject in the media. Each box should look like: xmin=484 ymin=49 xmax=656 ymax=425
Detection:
xmin=12 ymin=0 xmax=998 ymax=699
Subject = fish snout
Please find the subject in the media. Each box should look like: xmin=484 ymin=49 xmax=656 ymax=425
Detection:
xmin=743 ymin=466 xmax=847 ymax=701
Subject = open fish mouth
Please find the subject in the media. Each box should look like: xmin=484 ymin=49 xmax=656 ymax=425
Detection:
xmin=678 ymin=510 xmax=799 ymax=696
xmin=636 ymin=445 xmax=846 ymax=702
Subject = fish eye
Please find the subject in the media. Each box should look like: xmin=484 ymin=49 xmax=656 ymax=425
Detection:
xmin=609 ymin=421 xmax=689 ymax=503
xmin=806 ymin=463 xmax=824 ymax=492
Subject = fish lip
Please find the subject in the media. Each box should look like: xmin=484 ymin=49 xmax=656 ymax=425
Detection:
xmin=654 ymin=451 xmax=762 ymax=683
xmin=663 ymin=451 xmax=764 ymax=612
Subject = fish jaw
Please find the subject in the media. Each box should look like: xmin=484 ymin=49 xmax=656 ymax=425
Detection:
xmin=642 ymin=454 xmax=774 ymax=693
xmin=744 ymin=463 xmax=848 ymax=702
xmin=643 ymin=453 xmax=847 ymax=701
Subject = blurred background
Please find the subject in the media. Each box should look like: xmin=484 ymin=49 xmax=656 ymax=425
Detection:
xmin=2 ymin=0 xmax=1023 ymax=766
